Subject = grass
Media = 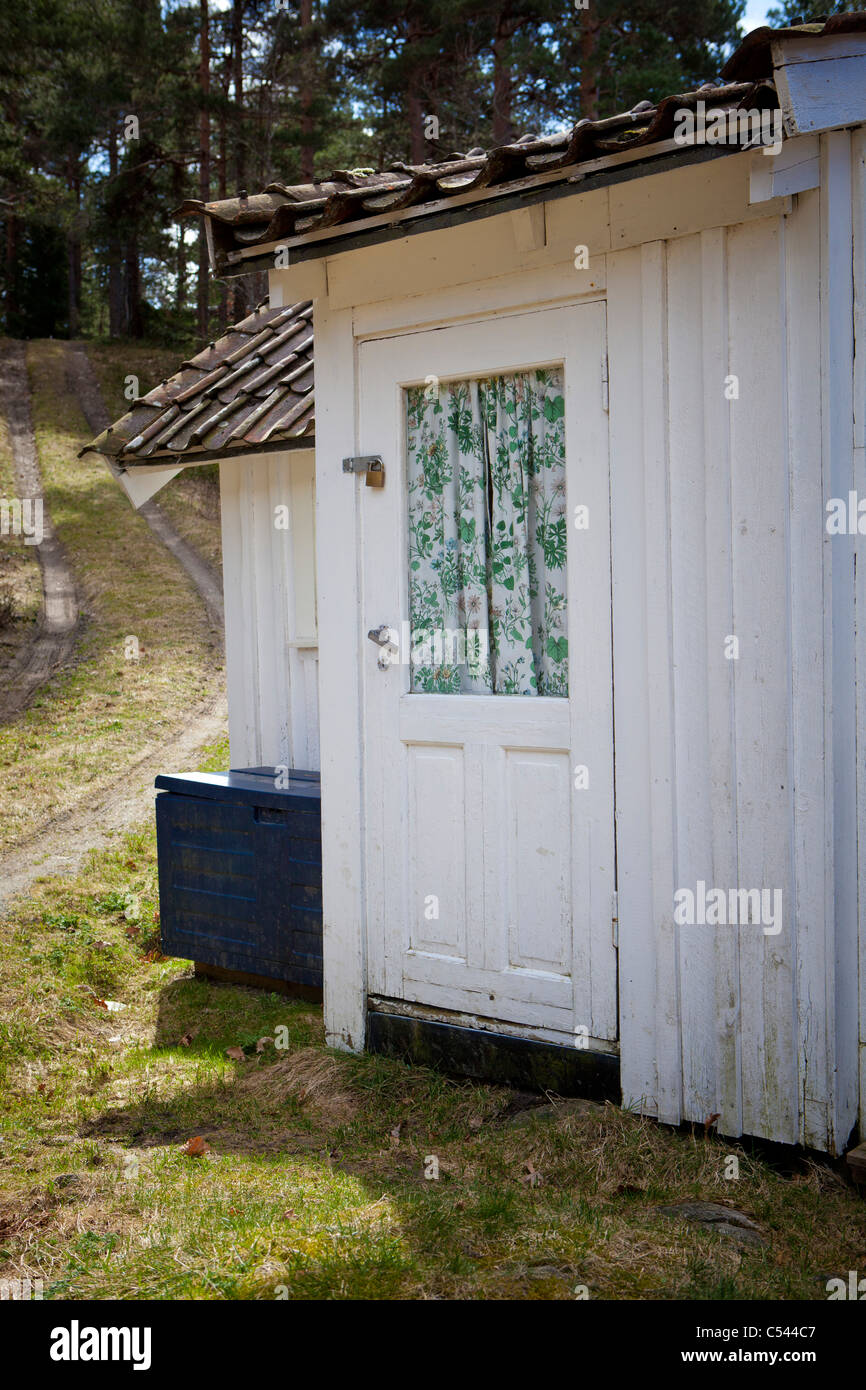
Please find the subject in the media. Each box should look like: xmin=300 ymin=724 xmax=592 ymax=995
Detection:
xmin=86 ymin=342 xmax=223 ymax=580
xmin=0 ymin=812 xmax=864 ymax=1300
xmin=0 ymin=342 xmax=225 ymax=852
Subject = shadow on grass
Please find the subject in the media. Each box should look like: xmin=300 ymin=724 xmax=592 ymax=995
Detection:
xmin=70 ymin=973 xmax=565 ymax=1298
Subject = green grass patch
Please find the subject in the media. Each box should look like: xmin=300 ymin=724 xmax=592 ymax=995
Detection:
xmin=1 ymin=818 xmax=864 ymax=1300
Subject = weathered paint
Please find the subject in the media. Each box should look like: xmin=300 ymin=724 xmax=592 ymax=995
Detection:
xmin=264 ymin=131 xmax=864 ymax=1151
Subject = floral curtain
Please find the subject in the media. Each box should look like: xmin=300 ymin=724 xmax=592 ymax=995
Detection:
xmin=406 ymin=368 xmax=568 ymax=696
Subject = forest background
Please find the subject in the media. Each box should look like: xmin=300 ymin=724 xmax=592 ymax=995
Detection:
xmin=0 ymin=0 xmax=839 ymax=344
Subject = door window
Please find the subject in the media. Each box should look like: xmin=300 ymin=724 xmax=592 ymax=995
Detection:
xmin=406 ymin=368 xmax=568 ymax=696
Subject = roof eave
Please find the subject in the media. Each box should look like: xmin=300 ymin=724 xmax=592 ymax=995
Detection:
xmin=81 ymin=432 xmax=316 ymax=469
xmin=216 ymin=137 xmax=751 ymax=276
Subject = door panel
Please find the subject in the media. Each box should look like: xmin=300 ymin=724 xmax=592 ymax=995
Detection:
xmin=359 ymin=304 xmax=617 ymax=1043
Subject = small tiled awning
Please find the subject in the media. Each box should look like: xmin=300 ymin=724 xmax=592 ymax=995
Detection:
xmin=81 ymin=299 xmax=314 ymax=470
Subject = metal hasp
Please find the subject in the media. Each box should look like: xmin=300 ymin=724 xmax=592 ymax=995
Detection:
xmin=343 ymin=454 xmax=385 ymax=488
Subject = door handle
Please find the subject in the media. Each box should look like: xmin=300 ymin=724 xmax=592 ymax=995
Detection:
xmin=367 ymin=624 xmax=398 ymax=669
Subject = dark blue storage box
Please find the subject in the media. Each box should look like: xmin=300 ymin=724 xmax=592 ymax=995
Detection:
xmin=154 ymin=767 xmax=323 ymax=989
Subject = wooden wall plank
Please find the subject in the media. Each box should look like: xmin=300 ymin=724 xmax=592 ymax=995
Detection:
xmin=639 ymin=241 xmax=682 ymax=1126
xmin=666 ymin=231 xmax=719 ymax=1125
xmin=219 ymin=459 xmax=250 ymax=765
xmin=785 ymin=188 xmax=831 ymax=1149
xmin=315 ymin=303 xmax=368 ymax=1051
xmin=700 ymin=227 xmax=743 ymax=1140
xmin=727 ymin=215 xmax=797 ymax=1144
xmin=822 ymin=130 xmax=859 ymax=1147
xmin=220 ymin=458 xmax=260 ymax=764
xmin=608 ymin=245 xmax=666 ymax=1117
xmin=853 ymin=126 xmax=866 ymax=1134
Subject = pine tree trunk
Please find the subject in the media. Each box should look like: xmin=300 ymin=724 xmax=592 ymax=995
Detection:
xmin=197 ymin=0 xmax=211 ymax=341
xmin=173 ymin=160 xmax=185 ymax=319
xmin=4 ymin=209 xmax=18 ymax=334
xmin=232 ymin=0 xmax=245 ymax=193
xmin=230 ymin=0 xmax=247 ymax=319
xmin=578 ymin=18 xmax=600 ymax=122
xmin=492 ymin=24 xmax=515 ymax=145
xmin=218 ymin=58 xmax=229 ymax=330
xmin=407 ymin=18 xmax=427 ymax=163
xmin=299 ymin=0 xmax=315 ymax=182
xmin=67 ymin=158 xmax=82 ymax=339
xmin=108 ymin=129 xmax=124 ymax=338
xmin=3 ymin=94 xmax=18 ymax=333
xmin=126 ymin=237 xmax=143 ymax=338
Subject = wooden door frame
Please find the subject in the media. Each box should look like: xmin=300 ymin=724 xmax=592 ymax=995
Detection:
xmin=317 ymin=297 xmax=616 ymax=1054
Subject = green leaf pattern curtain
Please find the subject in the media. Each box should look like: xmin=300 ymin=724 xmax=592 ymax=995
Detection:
xmin=407 ymin=368 xmax=568 ymax=696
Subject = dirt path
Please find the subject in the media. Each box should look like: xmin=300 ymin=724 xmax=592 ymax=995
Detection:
xmin=0 ymin=340 xmax=81 ymax=721
xmin=0 ymin=696 xmax=227 ymax=906
xmin=0 ymin=344 xmax=228 ymax=912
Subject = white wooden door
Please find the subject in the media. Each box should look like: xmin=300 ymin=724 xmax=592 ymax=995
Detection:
xmin=359 ymin=303 xmax=617 ymax=1045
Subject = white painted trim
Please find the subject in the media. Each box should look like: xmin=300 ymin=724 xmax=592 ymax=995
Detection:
xmin=353 ymin=274 xmax=606 ymax=341
xmin=100 ymin=456 xmax=181 ymax=509
xmin=821 ymin=129 xmax=859 ymax=1149
xmin=772 ymin=35 xmax=866 ymax=137
xmin=749 ymin=136 xmax=820 ymax=203
xmin=315 ymin=302 xmax=368 ymax=1052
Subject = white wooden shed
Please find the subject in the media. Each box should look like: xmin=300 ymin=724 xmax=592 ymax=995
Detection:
xmin=88 ymin=16 xmax=866 ymax=1155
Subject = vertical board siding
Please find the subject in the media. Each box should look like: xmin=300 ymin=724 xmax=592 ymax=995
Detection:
xmin=822 ymin=131 xmax=859 ymax=1146
xmin=786 ymin=187 xmax=831 ymax=1148
xmin=853 ymin=126 xmax=866 ymax=1134
xmin=727 ymin=215 xmax=797 ymax=1144
xmin=701 ymin=227 xmax=742 ymax=1140
xmin=612 ymin=199 xmax=835 ymax=1147
xmin=220 ymin=458 xmax=261 ymax=763
xmin=667 ymin=231 xmax=722 ymax=1125
xmin=609 ymin=245 xmax=661 ymax=1116
xmin=641 ymin=241 xmax=682 ymax=1127
xmin=219 ymin=451 xmax=320 ymax=773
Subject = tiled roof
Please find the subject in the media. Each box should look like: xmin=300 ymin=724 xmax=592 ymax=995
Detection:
xmin=180 ymin=78 xmax=773 ymax=273
xmin=180 ymin=13 xmax=866 ymax=275
xmin=81 ymin=300 xmax=314 ymax=466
